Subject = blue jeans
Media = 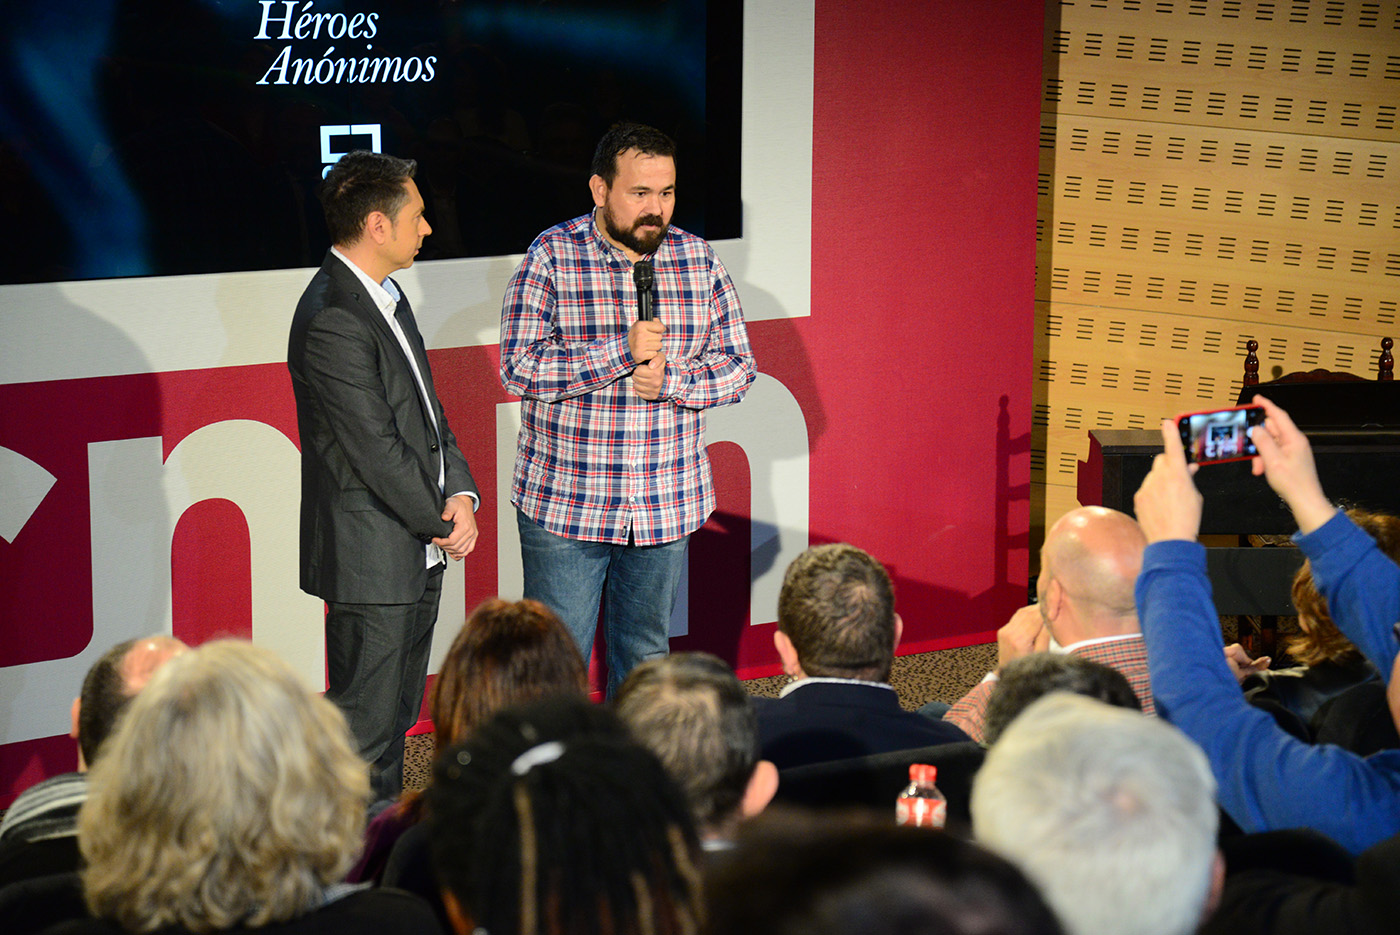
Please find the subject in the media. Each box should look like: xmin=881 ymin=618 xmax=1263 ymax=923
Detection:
xmin=517 ymin=510 xmax=688 ymax=698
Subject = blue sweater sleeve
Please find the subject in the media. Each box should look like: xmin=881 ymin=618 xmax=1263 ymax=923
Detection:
xmin=1295 ymin=511 xmax=1400 ymax=678
xmin=1137 ymin=539 xmax=1400 ymax=855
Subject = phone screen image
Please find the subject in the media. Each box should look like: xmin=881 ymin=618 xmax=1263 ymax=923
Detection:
xmin=1178 ymin=406 xmax=1265 ymax=464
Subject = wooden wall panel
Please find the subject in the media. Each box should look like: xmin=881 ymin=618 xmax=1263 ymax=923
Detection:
xmin=1036 ymin=0 xmax=1400 ymax=537
xmin=1046 ymin=4 xmax=1400 ymax=140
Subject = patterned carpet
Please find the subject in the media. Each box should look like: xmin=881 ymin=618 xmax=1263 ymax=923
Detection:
xmin=401 ymin=642 xmax=997 ymax=792
xmin=741 ymin=642 xmax=997 ymax=708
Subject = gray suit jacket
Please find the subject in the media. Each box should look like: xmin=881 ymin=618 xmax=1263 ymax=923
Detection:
xmin=288 ymin=251 xmax=477 ymax=604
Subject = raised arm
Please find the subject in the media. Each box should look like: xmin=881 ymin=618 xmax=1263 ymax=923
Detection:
xmin=1251 ymin=394 xmax=1396 ymax=676
xmin=1248 ymin=395 xmax=1337 ymax=534
xmin=1134 ymin=418 xmax=1400 ymax=855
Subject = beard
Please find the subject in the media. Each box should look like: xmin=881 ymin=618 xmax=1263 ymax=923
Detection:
xmin=601 ymin=204 xmax=669 ymax=255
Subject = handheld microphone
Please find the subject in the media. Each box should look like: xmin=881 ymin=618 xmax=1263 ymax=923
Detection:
xmin=633 ymin=260 xmax=655 ymax=322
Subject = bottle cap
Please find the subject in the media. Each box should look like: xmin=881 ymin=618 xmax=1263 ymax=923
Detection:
xmin=909 ymin=763 xmax=938 ymax=785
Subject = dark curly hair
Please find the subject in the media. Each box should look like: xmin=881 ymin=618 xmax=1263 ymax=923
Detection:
xmin=429 ymin=696 xmax=703 ymax=935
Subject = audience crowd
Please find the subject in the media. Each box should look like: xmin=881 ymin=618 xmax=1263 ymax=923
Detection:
xmin=6 ymin=394 xmax=1400 ymax=935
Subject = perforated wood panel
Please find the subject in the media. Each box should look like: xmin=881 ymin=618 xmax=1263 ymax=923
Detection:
xmin=1046 ymin=2 xmax=1400 ymax=139
xmin=1036 ymin=0 xmax=1400 ymax=533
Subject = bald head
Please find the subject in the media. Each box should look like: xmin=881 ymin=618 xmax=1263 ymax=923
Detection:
xmin=76 ymin=635 xmax=187 ymax=768
xmin=120 ymin=636 xmax=187 ymax=694
xmin=1039 ymin=507 xmax=1146 ymax=640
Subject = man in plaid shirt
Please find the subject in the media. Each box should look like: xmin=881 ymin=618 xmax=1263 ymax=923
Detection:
xmin=499 ymin=123 xmax=755 ymax=697
xmin=942 ymin=506 xmax=1155 ymax=742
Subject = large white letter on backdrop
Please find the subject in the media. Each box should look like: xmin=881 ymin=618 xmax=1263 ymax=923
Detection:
xmin=0 ymin=420 xmax=321 ymax=746
xmin=494 ymin=373 xmax=808 ymax=640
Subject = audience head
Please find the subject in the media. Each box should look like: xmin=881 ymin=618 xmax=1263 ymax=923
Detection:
xmin=318 ymin=149 xmax=418 ymax=247
xmin=972 ymin=694 xmax=1220 ymax=935
xmin=614 ymin=652 xmax=778 ymax=839
xmin=74 ymin=634 xmax=186 ymax=769
xmin=776 ymin=543 xmax=899 ymax=682
xmin=78 ymin=639 xmax=369 ymax=933
xmin=705 ymin=809 xmax=1063 ymax=935
xmin=981 ymin=654 xmax=1142 ymax=745
xmin=1036 ymin=507 xmax=1147 ymax=646
xmin=428 ymin=695 xmax=703 ymax=935
xmin=430 ymin=597 xmax=588 ymax=756
xmin=1289 ymin=507 xmax=1400 ymax=666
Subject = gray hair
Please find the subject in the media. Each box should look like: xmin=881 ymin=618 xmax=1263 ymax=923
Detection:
xmin=614 ymin=652 xmax=758 ymax=833
xmin=78 ymin=640 xmax=369 ymax=932
xmin=971 ymin=693 xmax=1217 ymax=935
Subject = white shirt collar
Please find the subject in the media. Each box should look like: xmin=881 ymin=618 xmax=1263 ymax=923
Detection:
xmin=1053 ymin=632 xmax=1143 ymax=654
xmin=778 ymin=676 xmax=895 ymax=699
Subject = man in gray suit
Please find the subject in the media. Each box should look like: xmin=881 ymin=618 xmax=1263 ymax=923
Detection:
xmin=288 ymin=150 xmax=479 ymax=801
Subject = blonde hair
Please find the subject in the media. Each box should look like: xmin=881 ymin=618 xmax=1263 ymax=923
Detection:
xmin=1288 ymin=508 xmax=1400 ymax=667
xmin=79 ymin=640 xmax=369 ymax=933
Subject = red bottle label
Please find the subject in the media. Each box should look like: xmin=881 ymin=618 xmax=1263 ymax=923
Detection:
xmin=896 ymin=795 xmax=947 ymax=828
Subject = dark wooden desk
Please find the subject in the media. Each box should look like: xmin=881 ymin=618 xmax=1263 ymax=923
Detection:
xmin=1079 ymin=429 xmax=1400 ymax=615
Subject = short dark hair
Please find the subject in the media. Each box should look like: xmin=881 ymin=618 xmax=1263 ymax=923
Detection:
xmin=428 ymin=696 xmax=703 ymax=935
xmin=982 ymin=653 xmax=1142 ymax=745
xmin=590 ymin=122 xmax=677 ymax=184
xmin=317 ymin=150 xmax=417 ymax=247
xmin=706 ymin=809 xmax=1064 ymax=935
xmin=614 ymin=652 xmax=758 ymax=832
xmin=778 ymin=543 xmax=896 ymax=682
xmin=430 ymin=598 xmax=588 ymax=756
xmin=78 ymin=639 xmax=139 ymax=766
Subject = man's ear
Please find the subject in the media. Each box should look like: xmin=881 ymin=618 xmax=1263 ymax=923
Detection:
xmin=440 ymin=887 xmax=475 ymax=935
xmin=70 ymin=697 xmax=87 ymax=772
xmin=1042 ymin=577 xmax=1064 ymax=622
xmin=893 ymin=613 xmax=904 ymax=651
xmin=589 ymin=174 xmax=609 ymax=208
xmin=740 ymin=760 xmax=779 ymax=819
xmin=1201 ymin=850 xmax=1226 ymax=923
xmin=773 ymin=630 xmax=802 ymax=679
xmin=364 ymin=210 xmax=391 ymax=245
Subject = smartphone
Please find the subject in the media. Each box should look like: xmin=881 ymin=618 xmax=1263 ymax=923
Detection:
xmin=1176 ymin=404 xmax=1266 ymax=464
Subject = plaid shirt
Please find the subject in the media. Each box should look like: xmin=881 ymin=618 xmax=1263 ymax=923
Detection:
xmin=944 ymin=634 xmax=1156 ymax=743
xmin=500 ymin=212 xmax=755 ymax=546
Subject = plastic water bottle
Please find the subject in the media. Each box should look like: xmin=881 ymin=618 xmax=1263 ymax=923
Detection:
xmin=895 ymin=763 xmax=947 ymax=828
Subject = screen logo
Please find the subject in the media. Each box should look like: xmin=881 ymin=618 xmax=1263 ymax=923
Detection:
xmin=320 ymin=124 xmax=382 ymax=177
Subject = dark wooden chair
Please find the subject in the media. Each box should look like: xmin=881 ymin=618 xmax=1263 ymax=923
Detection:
xmin=774 ymin=740 xmax=986 ymax=835
xmin=1239 ymin=336 xmax=1393 ymax=392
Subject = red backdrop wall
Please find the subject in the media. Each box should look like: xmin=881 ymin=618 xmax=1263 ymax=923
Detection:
xmin=0 ymin=0 xmax=1044 ymax=805
xmin=698 ymin=0 xmax=1044 ymax=671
